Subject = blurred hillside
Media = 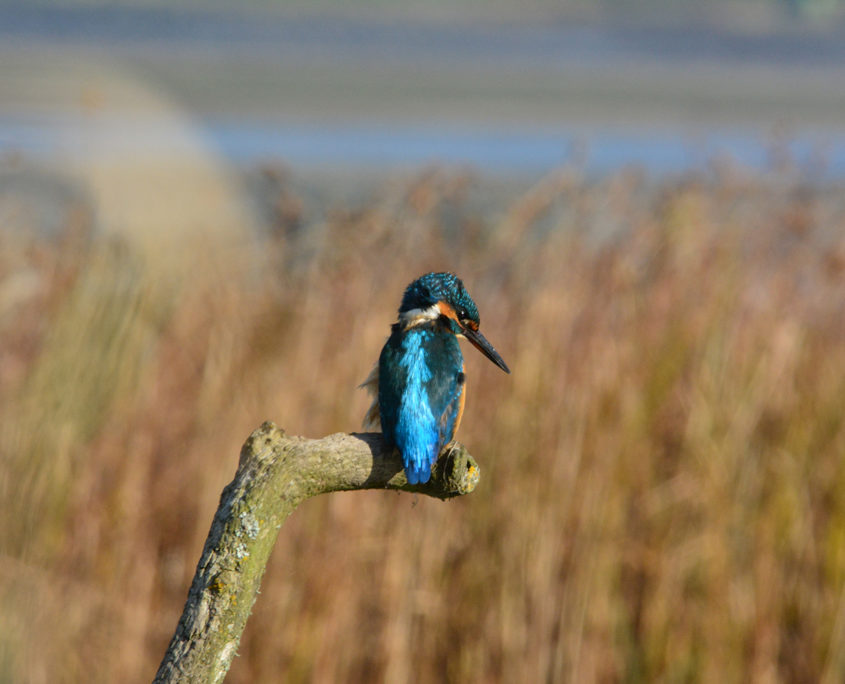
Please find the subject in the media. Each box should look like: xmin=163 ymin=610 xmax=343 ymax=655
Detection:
xmin=4 ymin=0 xmax=845 ymax=20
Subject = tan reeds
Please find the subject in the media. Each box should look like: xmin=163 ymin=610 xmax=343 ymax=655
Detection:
xmin=2 ymin=165 xmax=845 ymax=682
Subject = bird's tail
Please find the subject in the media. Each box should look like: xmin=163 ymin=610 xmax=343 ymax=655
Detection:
xmin=405 ymin=461 xmax=432 ymax=485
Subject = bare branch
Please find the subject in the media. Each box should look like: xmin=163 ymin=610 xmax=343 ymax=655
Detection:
xmin=153 ymin=422 xmax=480 ymax=683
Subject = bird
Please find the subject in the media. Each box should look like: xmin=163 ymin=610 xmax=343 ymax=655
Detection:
xmin=362 ymin=272 xmax=510 ymax=484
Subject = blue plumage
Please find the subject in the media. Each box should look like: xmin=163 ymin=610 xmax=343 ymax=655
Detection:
xmin=365 ymin=272 xmax=509 ymax=485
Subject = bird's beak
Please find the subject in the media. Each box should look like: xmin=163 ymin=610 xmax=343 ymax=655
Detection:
xmin=462 ymin=325 xmax=510 ymax=374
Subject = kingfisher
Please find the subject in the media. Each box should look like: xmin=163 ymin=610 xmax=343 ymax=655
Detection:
xmin=362 ymin=272 xmax=510 ymax=484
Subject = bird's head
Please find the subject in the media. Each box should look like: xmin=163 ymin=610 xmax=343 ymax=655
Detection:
xmin=398 ymin=272 xmax=510 ymax=373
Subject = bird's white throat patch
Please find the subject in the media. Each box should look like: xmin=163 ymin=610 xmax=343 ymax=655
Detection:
xmin=398 ymin=304 xmax=441 ymax=328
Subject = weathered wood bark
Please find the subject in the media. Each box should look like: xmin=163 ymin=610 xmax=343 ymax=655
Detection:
xmin=153 ymin=421 xmax=480 ymax=684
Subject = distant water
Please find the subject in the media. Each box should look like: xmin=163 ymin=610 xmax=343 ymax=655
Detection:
xmin=2 ymin=114 xmax=843 ymax=179
xmin=3 ymin=4 xmax=845 ymax=70
xmin=202 ymin=119 xmax=845 ymax=178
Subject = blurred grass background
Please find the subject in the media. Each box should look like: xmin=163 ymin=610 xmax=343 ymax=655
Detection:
xmin=2 ymin=158 xmax=845 ymax=681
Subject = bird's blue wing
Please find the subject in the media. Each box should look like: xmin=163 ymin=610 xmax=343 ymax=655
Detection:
xmin=379 ymin=328 xmax=463 ymax=484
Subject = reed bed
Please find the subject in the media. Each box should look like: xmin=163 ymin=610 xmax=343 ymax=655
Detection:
xmin=2 ymin=164 xmax=845 ymax=683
